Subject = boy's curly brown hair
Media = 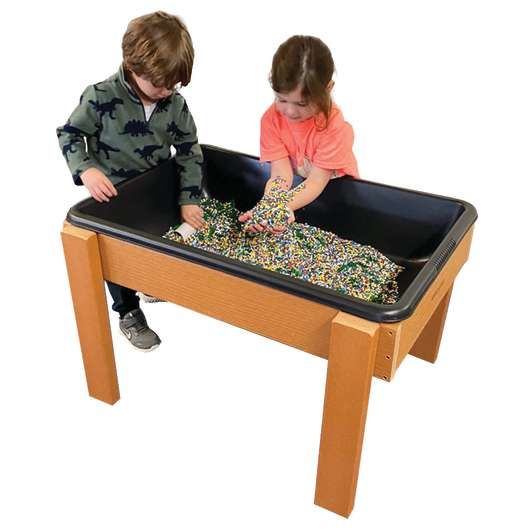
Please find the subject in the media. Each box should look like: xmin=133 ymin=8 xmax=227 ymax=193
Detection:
xmin=122 ymin=11 xmax=194 ymax=89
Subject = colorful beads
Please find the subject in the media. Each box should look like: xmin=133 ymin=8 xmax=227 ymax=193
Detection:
xmin=163 ymin=195 xmax=403 ymax=304
xmin=242 ymin=178 xmax=302 ymax=231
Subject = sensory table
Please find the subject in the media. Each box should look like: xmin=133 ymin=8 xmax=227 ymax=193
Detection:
xmin=62 ymin=145 xmax=476 ymax=517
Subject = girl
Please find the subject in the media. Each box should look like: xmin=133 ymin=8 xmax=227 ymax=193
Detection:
xmin=239 ymin=35 xmax=359 ymax=233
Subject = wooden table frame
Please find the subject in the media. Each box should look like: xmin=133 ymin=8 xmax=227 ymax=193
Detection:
xmin=61 ymin=222 xmax=474 ymax=517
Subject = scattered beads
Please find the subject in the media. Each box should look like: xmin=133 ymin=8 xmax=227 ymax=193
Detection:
xmin=242 ymin=178 xmax=302 ymax=231
xmin=164 ymin=195 xmax=403 ymax=304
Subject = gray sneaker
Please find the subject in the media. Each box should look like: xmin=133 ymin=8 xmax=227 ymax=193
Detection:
xmin=119 ymin=309 xmax=161 ymax=352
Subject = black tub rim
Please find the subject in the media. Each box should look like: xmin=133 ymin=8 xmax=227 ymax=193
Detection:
xmin=65 ymin=144 xmax=478 ymax=323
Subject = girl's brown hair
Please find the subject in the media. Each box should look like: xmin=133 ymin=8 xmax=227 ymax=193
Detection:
xmin=122 ymin=11 xmax=194 ymax=88
xmin=270 ymin=35 xmax=335 ymax=128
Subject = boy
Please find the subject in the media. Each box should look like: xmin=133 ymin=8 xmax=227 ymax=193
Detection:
xmin=57 ymin=11 xmax=205 ymax=351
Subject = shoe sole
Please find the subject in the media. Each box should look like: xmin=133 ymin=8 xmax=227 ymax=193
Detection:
xmin=119 ymin=327 xmax=161 ymax=352
xmin=138 ymin=292 xmax=166 ymax=303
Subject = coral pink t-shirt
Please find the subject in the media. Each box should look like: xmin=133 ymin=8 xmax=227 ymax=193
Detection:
xmin=260 ymin=103 xmax=359 ymax=178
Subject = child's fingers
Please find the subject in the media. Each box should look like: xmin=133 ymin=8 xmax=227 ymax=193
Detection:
xmin=96 ymin=183 xmax=112 ymax=201
xmin=239 ymin=211 xmax=252 ymax=222
xmin=91 ymin=191 xmax=103 ymax=203
xmin=192 ymin=215 xmax=205 ymax=228
xmin=91 ymin=187 xmax=107 ymax=203
xmin=104 ymin=179 xmax=118 ymax=196
xmin=192 ymin=208 xmax=204 ymax=223
xmin=100 ymin=184 xmax=115 ymax=199
xmin=105 ymin=180 xmax=118 ymax=197
xmin=98 ymin=182 xmax=114 ymax=201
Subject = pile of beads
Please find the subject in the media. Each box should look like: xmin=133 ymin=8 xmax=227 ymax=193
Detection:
xmin=242 ymin=178 xmax=303 ymax=231
xmin=164 ymin=195 xmax=403 ymax=304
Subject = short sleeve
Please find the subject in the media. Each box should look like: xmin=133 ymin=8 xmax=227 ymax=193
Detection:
xmin=260 ymin=105 xmax=289 ymax=162
xmin=312 ymin=110 xmax=358 ymax=177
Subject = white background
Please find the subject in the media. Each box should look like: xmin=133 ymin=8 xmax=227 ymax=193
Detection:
xmin=1 ymin=1 xmax=529 ymax=528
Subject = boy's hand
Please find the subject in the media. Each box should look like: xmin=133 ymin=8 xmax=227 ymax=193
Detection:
xmin=181 ymin=204 xmax=205 ymax=230
xmin=80 ymin=168 xmax=117 ymax=203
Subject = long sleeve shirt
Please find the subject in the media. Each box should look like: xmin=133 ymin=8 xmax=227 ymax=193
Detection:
xmin=57 ymin=64 xmax=203 ymax=205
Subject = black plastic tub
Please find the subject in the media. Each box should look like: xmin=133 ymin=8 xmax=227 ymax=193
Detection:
xmin=66 ymin=144 xmax=477 ymax=322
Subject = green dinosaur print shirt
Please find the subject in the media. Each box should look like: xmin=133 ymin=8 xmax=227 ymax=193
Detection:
xmin=57 ymin=65 xmax=203 ymax=205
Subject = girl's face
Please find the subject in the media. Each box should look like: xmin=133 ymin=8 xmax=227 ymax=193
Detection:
xmin=130 ymin=71 xmax=174 ymax=103
xmin=274 ymin=85 xmax=318 ymax=123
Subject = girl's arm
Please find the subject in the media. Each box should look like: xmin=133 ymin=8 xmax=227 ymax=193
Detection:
xmin=239 ymin=157 xmax=294 ymax=232
xmin=268 ymin=166 xmax=332 ymax=234
xmin=288 ymin=166 xmax=333 ymax=211
xmin=264 ymin=157 xmax=294 ymax=194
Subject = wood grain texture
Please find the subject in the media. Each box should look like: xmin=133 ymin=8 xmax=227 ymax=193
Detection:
xmin=381 ymin=227 xmax=474 ymax=378
xmin=314 ymin=313 xmax=379 ymax=517
xmin=60 ymin=221 xmax=475 ymax=516
xmin=98 ymin=234 xmax=340 ymax=359
xmin=410 ymin=285 xmax=453 ymax=363
xmin=61 ymin=225 xmax=119 ymax=404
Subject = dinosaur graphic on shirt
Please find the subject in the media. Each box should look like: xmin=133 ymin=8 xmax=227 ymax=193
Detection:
xmin=59 ymin=67 xmax=202 ymax=200
xmin=155 ymin=98 xmax=172 ymax=113
xmin=134 ymin=144 xmax=164 ymax=162
xmin=57 ymin=122 xmax=85 ymax=138
xmin=180 ymin=185 xmax=203 ymax=199
xmin=95 ymin=139 xmax=120 ymax=159
xmin=110 ymin=167 xmax=140 ymax=180
xmin=88 ymin=98 xmax=124 ymax=119
xmin=167 ymin=121 xmax=188 ymax=140
xmin=174 ymin=141 xmax=196 ymax=156
xmin=62 ymin=141 xmax=77 ymax=161
xmin=120 ymin=120 xmax=154 ymax=137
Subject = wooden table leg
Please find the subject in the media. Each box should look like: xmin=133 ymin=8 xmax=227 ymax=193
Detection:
xmin=314 ymin=313 xmax=379 ymax=517
xmin=61 ymin=225 xmax=120 ymax=405
xmin=410 ymin=285 xmax=453 ymax=364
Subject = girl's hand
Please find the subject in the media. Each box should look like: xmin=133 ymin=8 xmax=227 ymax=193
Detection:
xmin=271 ymin=207 xmax=295 ymax=234
xmin=238 ymin=211 xmax=268 ymax=233
xmin=239 ymin=208 xmax=295 ymax=234
xmin=80 ymin=168 xmax=117 ymax=203
xmin=181 ymin=204 xmax=205 ymax=229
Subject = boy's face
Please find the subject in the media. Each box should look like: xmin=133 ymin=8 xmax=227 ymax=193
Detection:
xmin=130 ymin=71 xmax=174 ymax=104
xmin=274 ymin=85 xmax=317 ymax=123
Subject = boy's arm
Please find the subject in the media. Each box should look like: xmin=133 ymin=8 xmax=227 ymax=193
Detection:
xmin=57 ymin=85 xmax=101 ymax=185
xmin=172 ymin=98 xmax=203 ymax=206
